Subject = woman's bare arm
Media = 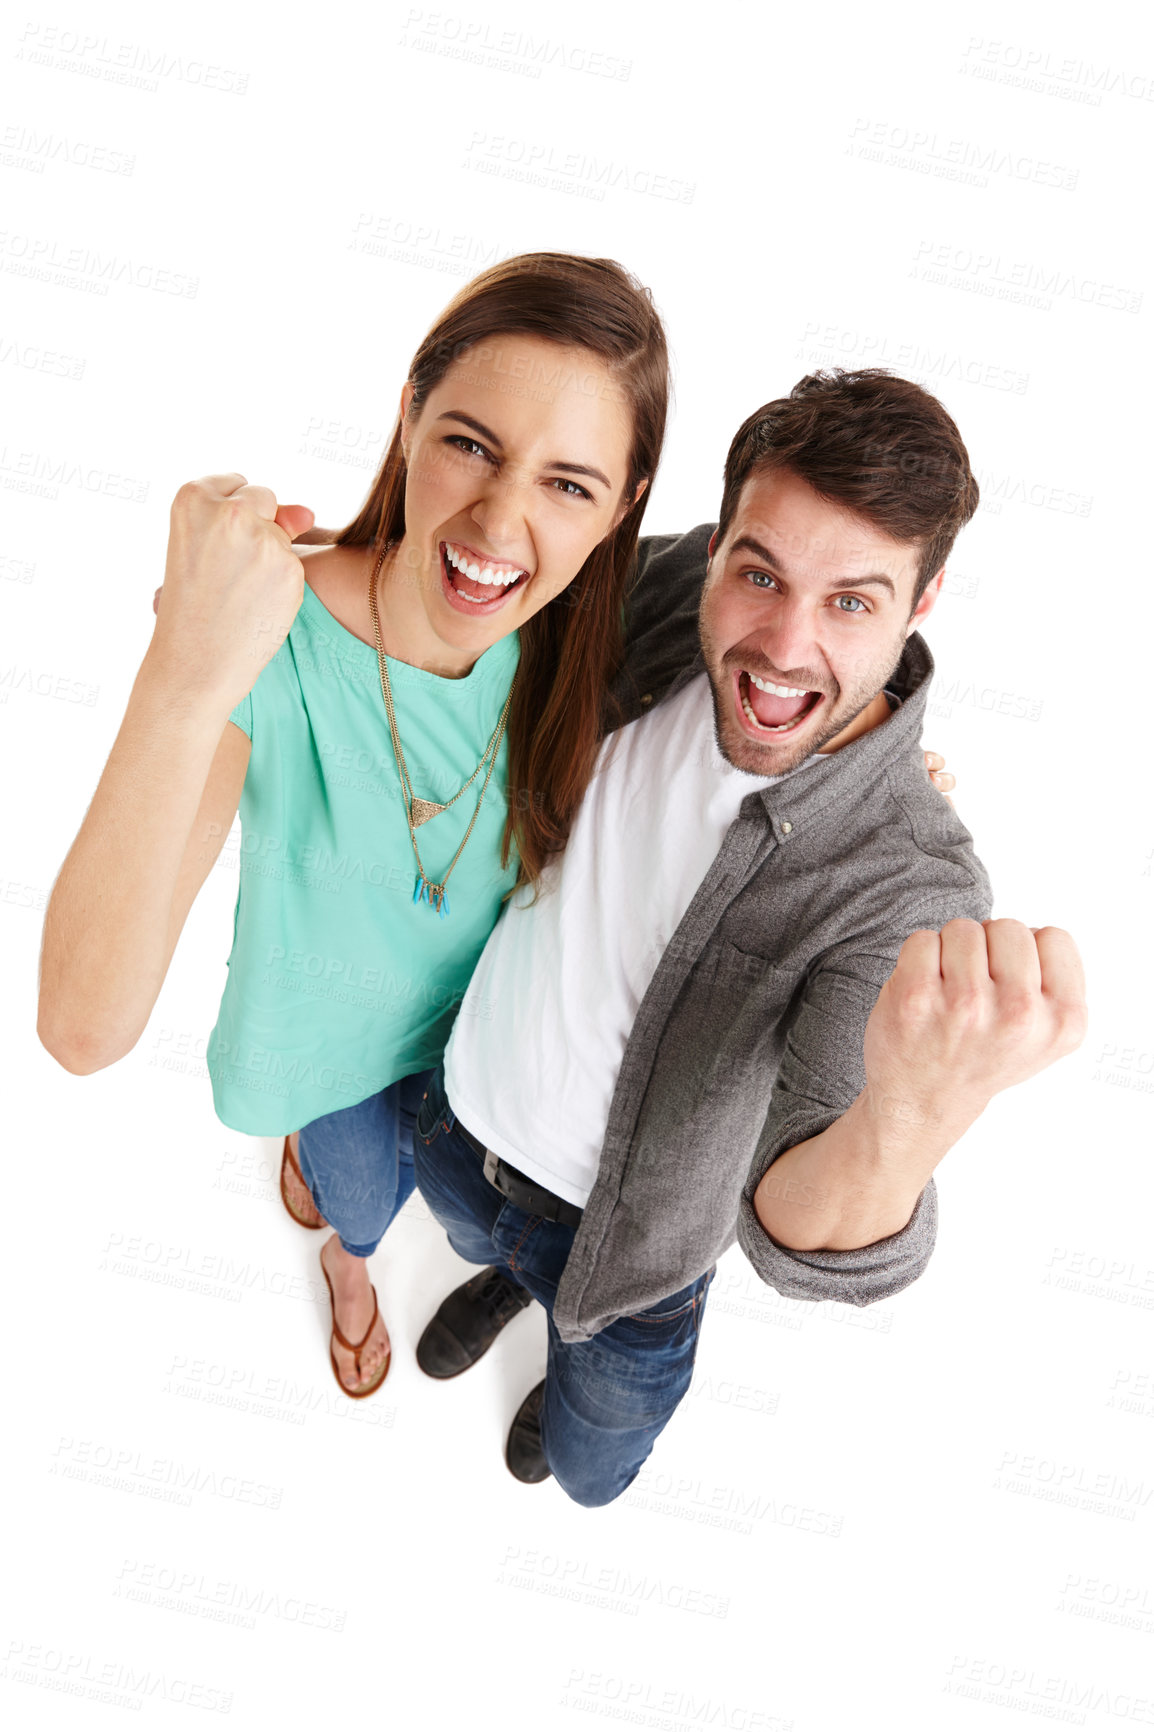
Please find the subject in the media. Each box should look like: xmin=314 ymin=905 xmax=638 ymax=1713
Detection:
xmin=38 ymin=691 xmax=250 ymax=1072
xmin=38 ymin=473 xmax=313 ymax=1073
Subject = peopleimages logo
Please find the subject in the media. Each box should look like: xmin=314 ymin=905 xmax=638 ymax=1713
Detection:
xmin=49 ymin=1435 xmax=283 ymax=1511
xmin=0 ymin=334 xmax=85 ymax=379
xmin=959 ymin=36 xmax=1154 ymax=105
xmin=114 ymin=1558 xmax=348 ymax=1632
xmin=0 ymin=663 xmax=99 ymax=703
xmin=848 ymin=116 xmax=1079 ymax=190
xmin=0 ymin=229 xmax=198 ymax=298
xmin=0 ymin=122 xmax=135 ymax=174
xmin=3 ymin=1639 xmax=233 ymax=1716
xmin=912 ymin=238 xmax=1142 ymax=314
xmin=497 ymin=1546 xmax=730 ymax=1619
xmin=561 ymin=1670 xmax=794 ymax=1731
xmin=795 ymin=322 xmax=1029 ymax=395
xmin=16 ymin=22 xmax=250 ymax=95
xmin=0 ymin=447 xmax=145 ymax=501
xmin=397 ymin=11 xmax=632 ymax=81
xmin=944 ymin=1653 xmax=1154 ymax=1723
xmin=463 ymin=132 xmax=695 ymax=204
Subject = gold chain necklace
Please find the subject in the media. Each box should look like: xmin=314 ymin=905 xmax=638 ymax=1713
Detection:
xmin=368 ymin=544 xmax=517 ymax=918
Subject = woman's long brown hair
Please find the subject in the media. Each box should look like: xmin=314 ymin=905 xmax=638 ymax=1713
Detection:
xmin=330 ymin=253 xmax=669 ymax=888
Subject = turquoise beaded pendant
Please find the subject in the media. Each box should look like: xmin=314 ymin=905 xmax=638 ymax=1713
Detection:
xmin=413 ymin=877 xmax=450 ymax=919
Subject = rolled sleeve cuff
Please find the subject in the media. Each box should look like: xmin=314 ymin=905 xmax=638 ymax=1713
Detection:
xmin=736 ymin=1118 xmax=939 ymax=1306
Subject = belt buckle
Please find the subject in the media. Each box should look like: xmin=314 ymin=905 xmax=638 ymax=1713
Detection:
xmin=482 ymin=1148 xmax=501 ymax=1189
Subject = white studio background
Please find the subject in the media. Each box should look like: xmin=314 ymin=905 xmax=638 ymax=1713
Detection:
xmin=3 ymin=1 xmax=1152 ymax=1727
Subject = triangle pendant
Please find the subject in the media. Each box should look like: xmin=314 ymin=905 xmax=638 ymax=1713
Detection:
xmin=410 ymin=797 xmax=447 ymax=828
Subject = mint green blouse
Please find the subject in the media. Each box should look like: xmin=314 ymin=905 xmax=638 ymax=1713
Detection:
xmin=205 ymin=583 xmax=520 ymax=1134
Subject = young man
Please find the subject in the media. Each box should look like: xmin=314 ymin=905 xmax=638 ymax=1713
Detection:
xmin=411 ymin=368 xmax=1087 ymax=1505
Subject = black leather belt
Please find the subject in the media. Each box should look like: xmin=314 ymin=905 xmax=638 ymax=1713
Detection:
xmin=454 ymin=1119 xmax=584 ymax=1229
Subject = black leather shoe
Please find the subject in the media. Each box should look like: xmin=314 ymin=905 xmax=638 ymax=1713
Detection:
xmin=416 ymin=1266 xmax=533 ymax=1379
xmin=505 ymin=1380 xmax=551 ymax=1484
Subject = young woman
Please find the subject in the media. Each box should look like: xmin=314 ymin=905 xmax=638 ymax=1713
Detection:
xmin=38 ymin=253 xmax=670 ymax=1398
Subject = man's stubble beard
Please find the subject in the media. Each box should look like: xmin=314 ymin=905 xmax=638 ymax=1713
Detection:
xmin=701 ymin=630 xmax=908 ymax=777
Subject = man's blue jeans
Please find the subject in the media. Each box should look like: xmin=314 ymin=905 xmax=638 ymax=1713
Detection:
xmin=296 ymin=1069 xmax=433 ymax=1257
xmin=414 ymin=1067 xmax=714 ymax=1508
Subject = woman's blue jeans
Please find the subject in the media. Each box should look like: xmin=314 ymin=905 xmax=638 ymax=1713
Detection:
xmin=414 ymin=1067 xmax=714 ymax=1508
xmin=296 ymin=1069 xmax=434 ymax=1257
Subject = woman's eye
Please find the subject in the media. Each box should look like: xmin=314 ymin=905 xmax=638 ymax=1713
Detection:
xmin=551 ymin=478 xmax=592 ymax=501
xmin=834 ymin=595 xmax=867 ymax=613
xmin=447 ymin=435 xmax=492 ymax=462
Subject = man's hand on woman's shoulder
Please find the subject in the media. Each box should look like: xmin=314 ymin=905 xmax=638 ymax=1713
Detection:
xmin=923 ymin=748 xmax=955 ymax=804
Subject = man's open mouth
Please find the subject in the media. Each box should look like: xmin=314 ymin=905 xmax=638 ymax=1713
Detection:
xmin=735 ymin=669 xmax=824 ymax=735
xmin=440 ymin=539 xmax=530 ymax=609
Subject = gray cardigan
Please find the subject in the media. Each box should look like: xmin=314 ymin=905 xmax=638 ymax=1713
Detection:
xmin=550 ymin=525 xmax=993 ymax=1344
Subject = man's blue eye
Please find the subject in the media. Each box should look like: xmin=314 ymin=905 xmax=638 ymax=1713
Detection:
xmin=836 ymin=595 xmax=867 ymax=612
xmin=747 ymin=571 xmax=775 ymax=588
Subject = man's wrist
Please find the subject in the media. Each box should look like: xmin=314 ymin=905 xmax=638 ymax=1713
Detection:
xmin=855 ymin=1078 xmax=986 ymax=1171
xmin=752 ymin=1087 xmax=963 ymax=1253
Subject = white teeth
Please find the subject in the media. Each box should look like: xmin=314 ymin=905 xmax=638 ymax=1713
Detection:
xmin=444 ymin=543 xmax=525 ymax=587
xmin=741 ymin=694 xmax=803 ymax=733
xmin=748 ymin=673 xmax=808 ymax=698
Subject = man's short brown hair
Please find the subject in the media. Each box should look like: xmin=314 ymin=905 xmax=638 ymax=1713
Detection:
xmin=715 ymin=369 xmax=980 ymax=607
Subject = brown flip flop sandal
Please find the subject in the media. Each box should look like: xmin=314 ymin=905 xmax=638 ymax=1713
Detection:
xmin=280 ymin=1136 xmax=326 ymax=1230
xmin=320 ymin=1252 xmax=391 ymax=1400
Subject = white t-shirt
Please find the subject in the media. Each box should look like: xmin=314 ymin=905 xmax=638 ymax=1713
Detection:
xmin=444 ymin=672 xmax=820 ymax=1208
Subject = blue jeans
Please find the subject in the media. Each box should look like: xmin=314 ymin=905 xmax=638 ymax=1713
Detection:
xmin=296 ymin=1069 xmax=434 ymax=1257
xmin=414 ymin=1068 xmax=714 ymax=1508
